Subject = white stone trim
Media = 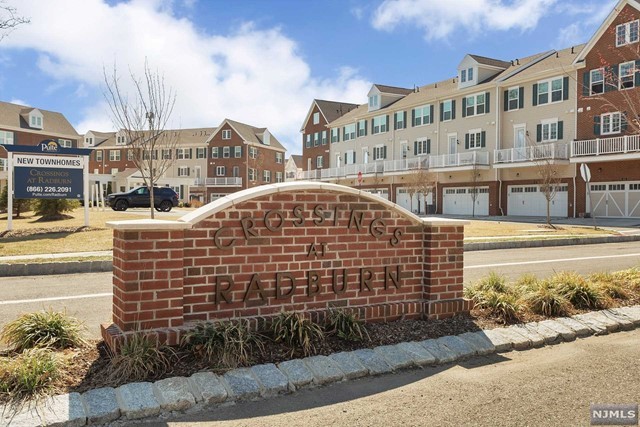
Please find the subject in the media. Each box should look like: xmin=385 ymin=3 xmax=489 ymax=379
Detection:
xmin=106 ymin=219 xmax=193 ymax=231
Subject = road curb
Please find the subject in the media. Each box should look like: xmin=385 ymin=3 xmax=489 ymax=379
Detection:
xmin=463 ymin=234 xmax=640 ymax=251
xmin=2 ymin=306 xmax=638 ymax=426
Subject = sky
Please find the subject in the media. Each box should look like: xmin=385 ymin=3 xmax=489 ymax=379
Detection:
xmin=0 ymin=0 xmax=618 ymax=155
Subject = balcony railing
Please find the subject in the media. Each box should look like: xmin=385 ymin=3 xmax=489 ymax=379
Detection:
xmin=571 ymin=134 xmax=640 ymax=157
xmin=494 ymin=142 xmax=569 ymax=164
xmin=193 ymin=177 xmax=242 ymax=186
xmin=429 ymin=151 xmax=490 ymax=169
xmin=383 ymin=155 xmax=429 ymax=173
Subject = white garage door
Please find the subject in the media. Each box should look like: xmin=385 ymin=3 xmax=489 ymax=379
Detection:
xmin=364 ymin=188 xmax=389 ymax=200
xmin=396 ymin=188 xmax=433 ymax=214
xmin=590 ymin=181 xmax=640 ymax=217
xmin=508 ymin=185 xmax=568 ymax=217
xmin=443 ymin=187 xmax=489 ymax=216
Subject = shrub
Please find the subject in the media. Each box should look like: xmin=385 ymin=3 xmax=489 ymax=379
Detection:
xmin=1 ymin=310 xmax=87 ymax=352
xmin=475 ymin=271 xmax=509 ymax=293
xmin=515 ymin=273 xmax=539 ymax=290
xmin=33 ymin=199 xmax=80 ymax=220
xmin=612 ymin=268 xmax=640 ymax=292
xmin=552 ymin=271 xmax=608 ymax=309
xmin=589 ymin=272 xmax=630 ymax=300
xmin=190 ymin=199 xmax=203 ymax=208
xmin=325 ymin=309 xmax=369 ymax=342
xmin=523 ymin=280 xmax=571 ymax=317
xmin=182 ymin=321 xmax=263 ymax=368
xmin=271 ymin=312 xmax=324 ymax=357
xmin=107 ymin=334 xmax=175 ymax=382
xmin=478 ymin=291 xmax=524 ymax=323
xmin=0 ymin=348 xmax=60 ymax=400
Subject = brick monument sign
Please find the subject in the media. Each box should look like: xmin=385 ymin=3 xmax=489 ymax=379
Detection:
xmin=102 ymin=182 xmax=470 ymax=349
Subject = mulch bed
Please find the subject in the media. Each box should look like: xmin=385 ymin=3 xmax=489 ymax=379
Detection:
xmin=0 ymin=226 xmax=100 ymax=239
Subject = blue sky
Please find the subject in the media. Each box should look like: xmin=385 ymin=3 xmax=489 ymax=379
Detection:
xmin=0 ymin=0 xmax=617 ymax=154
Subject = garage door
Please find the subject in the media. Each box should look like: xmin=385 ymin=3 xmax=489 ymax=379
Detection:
xmin=443 ymin=187 xmax=489 ymax=216
xmin=508 ymin=185 xmax=568 ymax=217
xmin=590 ymin=182 xmax=640 ymax=217
xmin=396 ymin=188 xmax=433 ymax=214
xmin=364 ymin=188 xmax=389 ymax=200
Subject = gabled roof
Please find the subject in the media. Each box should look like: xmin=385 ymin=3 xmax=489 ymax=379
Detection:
xmin=289 ymin=155 xmax=303 ymax=166
xmin=468 ymin=54 xmax=512 ymax=69
xmin=574 ymin=0 xmax=640 ymax=63
xmin=372 ymin=84 xmax=413 ymax=95
xmin=210 ymin=119 xmax=286 ymax=152
xmin=299 ymin=99 xmax=359 ymax=132
xmin=86 ymin=128 xmax=216 ymax=149
xmin=0 ymin=101 xmax=79 ymax=137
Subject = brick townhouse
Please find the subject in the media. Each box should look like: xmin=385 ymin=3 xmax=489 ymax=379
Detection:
xmin=299 ymin=0 xmax=639 ymax=218
xmin=0 ymin=101 xmax=80 ymax=190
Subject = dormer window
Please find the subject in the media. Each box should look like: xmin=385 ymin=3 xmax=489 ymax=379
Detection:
xmin=85 ymin=137 xmax=94 ymax=146
xmin=28 ymin=110 xmax=43 ymax=129
xmin=461 ymin=69 xmax=467 ymax=83
xmin=467 ymin=68 xmax=474 ymax=81
xmin=368 ymin=94 xmax=379 ymax=109
xmin=116 ymin=135 xmax=127 ymax=145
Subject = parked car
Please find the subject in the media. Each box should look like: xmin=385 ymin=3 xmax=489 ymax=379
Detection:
xmin=107 ymin=186 xmax=179 ymax=212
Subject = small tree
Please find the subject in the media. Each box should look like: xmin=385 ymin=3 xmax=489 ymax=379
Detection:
xmin=415 ymin=169 xmax=437 ymax=215
xmin=33 ymin=199 xmax=79 ymax=221
xmin=535 ymin=150 xmax=562 ymax=228
xmin=0 ymin=185 xmax=31 ymax=218
xmin=468 ymin=162 xmax=481 ymax=218
xmin=103 ymin=60 xmax=177 ymax=218
xmin=0 ymin=1 xmax=29 ymax=42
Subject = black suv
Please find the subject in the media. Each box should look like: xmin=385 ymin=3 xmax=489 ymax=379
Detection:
xmin=107 ymin=186 xmax=179 ymax=212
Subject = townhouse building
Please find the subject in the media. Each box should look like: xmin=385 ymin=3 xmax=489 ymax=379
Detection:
xmin=285 ymin=155 xmax=303 ymax=181
xmin=0 ymin=101 xmax=80 ymax=189
xmin=572 ymin=0 xmax=640 ymax=218
xmin=300 ymin=99 xmax=358 ymax=175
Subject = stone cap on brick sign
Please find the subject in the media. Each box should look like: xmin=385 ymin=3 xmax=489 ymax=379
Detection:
xmin=106 ymin=182 xmax=470 ymax=230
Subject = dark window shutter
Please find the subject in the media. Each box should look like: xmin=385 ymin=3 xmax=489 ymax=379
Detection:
xmin=621 ymin=112 xmax=628 ymax=132
xmin=239 ymin=146 xmax=242 ymax=157
xmin=427 ymin=139 xmax=431 ymax=154
xmin=583 ymin=71 xmax=590 ymax=96
xmin=606 ymin=65 xmax=618 ymax=92
xmin=465 ymin=133 xmax=470 ymax=149
xmin=370 ymin=119 xmax=374 ymax=134
xmin=557 ymin=121 xmax=563 ymax=140
xmin=481 ymin=131 xmax=486 ymax=148
xmin=429 ymin=105 xmax=434 ymax=124
xmin=519 ymin=87 xmax=524 ymax=109
xmin=412 ymin=109 xmax=416 ymax=126
xmin=403 ymin=111 xmax=408 ymax=128
xmin=414 ymin=141 xmax=418 ymax=155
xmin=562 ymin=76 xmax=569 ymax=100
xmin=593 ymin=115 xmax=601 ymax=135
xmin=532 ymin=84 xmax=538 ymax=106
xmin=503 ymin=90 xmax=509 ymax=111
xmin=536 ymin=124 xmax=542 ymax=142
xmin=462 ymin=97 xmax=467 ymax=118
xmin=337 ymin=130 xmax=340 ymax=142
xmin=383 ymin=145 xmax=387 ymax=159
xmin=353 ymin=152 xmax=356 ymax=163
xmin=364 ymin=122 xmax=367 ymax=136
xmin=385 ymin=115 xmax=389 ymax=132
xmin=485 ymin=92 xmax=490 ymax=113
xmin=439 ymin=103 xmax=444 ymax=121
xmin=451 ymin=100 xmax=456 ymax=120
xmin=343 ymin=128 xmax=346 ymax=140
xmin=635 ymin=61 xmax=640 ymax=87
xmin=394 ymin=114 xmax=398 ymax=130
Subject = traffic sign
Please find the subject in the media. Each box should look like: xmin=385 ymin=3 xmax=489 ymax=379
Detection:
xmin=357 ymin=171 xmax=363 ymax=184
xmin=580 ymin=163 xmax=591 ymax=182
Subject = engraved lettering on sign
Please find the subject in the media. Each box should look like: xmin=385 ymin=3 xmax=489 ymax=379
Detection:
xmin=313 ymin=205 xmax=325 ymax=225
xmin=348 ymin=210 xmax=364 ymax=232
xmin=369 ymin=218 xmax=385 ymax=239
xmin=264 ymin=209 xmax=285 ymax=232
xmin=215 ymin=275 xmax=233 ymax=304
xmin=384 ymin=265 xmax=401 ymax=290
xmin=240 ymin=217 xmax=258 ymax=239
xmin=275 ymin=272 xmax=296 ymax=300
xmin=213 ymin=227 xmax=236 ymax=250
xmin=292 ymin=205 xmax=305 ymax=227
xmin=332 ymin=268 xmax=347 ymax=294
xmin=307 ymin=270 xmax=321 ymax=296
xmin=360 ymin=268 xmax=373 ymax=292
xmin=390 ymin=228 xmax=402 ymax=246
xmin=243 ymin=274 xmax=267 ymax=304
xmin=307 ymin=242 xmax=327 ymax=258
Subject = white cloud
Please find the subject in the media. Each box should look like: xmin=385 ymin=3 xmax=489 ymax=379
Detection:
xmin=372 ymin=0 xmax=557 ymax=41
xmin=556 ymin=23 xmax=583 ymax=48
xmin=0 ymin=0 xmax=370 ymax=154
xmin=554 ymin=0 xmax=618 ymax=47
xmin=9 ymin=98 xmax=29 ymax=106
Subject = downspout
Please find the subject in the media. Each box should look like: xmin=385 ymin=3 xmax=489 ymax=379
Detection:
xmin=573 ymin=166 xmax=577 ymax=218
xmin=495 ymin=84 xmax=504 ymax=216
xmin=435 ymin=96 xmax=441 ymax=215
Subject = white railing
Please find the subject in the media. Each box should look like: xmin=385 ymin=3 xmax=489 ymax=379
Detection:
xmin=300 ymin=169 xmax=322 ymax=180
xmin=383 ymin=155 xmax=429 ymax=173
xmin=429 ymin=151 xmax=490 ymax=168
xmin=198 ymin=177 xmax=243 ymax=186
xmin=571 ymin=134 xmax=640 ymax=157
xmin=494 ymin=142 xmax=569 ymax=164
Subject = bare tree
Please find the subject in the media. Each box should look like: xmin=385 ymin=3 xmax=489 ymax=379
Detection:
xmin=103 ymin=60 xmax=177 ymax=219
xmin=0 ymin=1 xmax=29 ymax=42
xmin=415 ymin=169 xmax=437 ymax=215
xmin=536 ymin=155 xmax=562 ymax=228
xmin=468 ymin=162 xmax=481 ymax=218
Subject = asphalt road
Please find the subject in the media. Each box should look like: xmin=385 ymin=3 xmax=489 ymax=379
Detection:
xmin=134 ymin=329 xmax=640 ymax=427
xmin=0 ymin=241 xmax=639 ymax=340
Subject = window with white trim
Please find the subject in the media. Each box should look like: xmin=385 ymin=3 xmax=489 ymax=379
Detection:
xmin=30 ymin=114 xmax=42 ymax=129
xmin=276 ymin=171 xmax=283 ymax=183
xmin=211 ymin=147 xmax=219 ymax=158
xmin=176 ymin=148 xmax=192 ymax=159
xmin=468 ymin=68 xmax=473 ymax=81
xmin=344 ymin=150 xmax=356 ymax=165
xmin=305 ymin=134 xmax=311 ymax=148
xmin=507 ymin=88 xmax=520 ymax=110
xmin=234 ymin=146 xmax=242 ymax=158
xmin=248 ymin=168 xmax=256 ymax=181
xmin=415 ymin=139 xmax=429 ymax=155
xmin=343 ymin=124 xmax=356 ymax=141
xmin=590 ymin=68 xmax=604 ymax=95
xmin=465 ymin=93 xmax=486 ymax=116
xmin=178 ymin=166 xmax=190 ymax=177
xmin=331 ymin=128 xmax=339 ymax=143
xmin=442 ymin=100 xmax=453 ymax=121
xmin=467 ymin=130 xmax=483 ymax=149
xmin=372 ymin=115 xmax=388 ymax=134
xmin=95 ymin=150 xmax=103 ymax=161
xmin=58 ymin=139 xmax=72 ymax=148
xmin=128 ymin=150 xmax=135 ymax=161
xmin=313 ymin=112 xmax=320 ymax=124
xmin=313 ymin=132 xmax=320 ymax=146
xmin=401 ymin=142 xmax=408 ymax=159
xmin=111 ymin=168 xmax=118 ymax=175
xmin=537 ymin=77 xmax=564 ymax=105
xmin=413 ymin=105 xmax=431 ymax=126
xmin=316 ymin=155 xmax=323 ymax=168
xmin=616 ymin=19 xmax=639 ymax=46
xmin=357 ymin=119 xmax=367 ymax=137
xmin=249 ymin=146 xmax=258 ymax=159
xmin=263 ymin=170 xmax=271 ymax=182
xmin=602 ymin=112 xmax=622 ymax=135
xmin=109 ymin=150 xmax=121 ymax=161
xmin=395 ymin=111 xmax=405 ymax=129
xmin=216 ymin=166 xmax=226 ymax=176
xmin=232 ymin=166 xmax=240 ymax=177
xmin=368 ymin=94 xmax=379 ymax=109
xmin=541 ymin=120 xmax=558 ymax=142
xmin=276 ymin=152 xmax=283 ymax=164
xmin=460 ymin=69 xmax=466 ymax=83
xmin=372 ymin=145 xmax=386 ymax=161
xmin=222 ymin=129 xmax=232 ymax=139
xmin=196 ymin=147 xmax=206 ymax=159
xmin=619 ymin=61 xmax=635 ymax=89
xmin=84 ymin=137 xmax=93 ymax=146
xmin=223 ymin=146 xmax=230 ymax=158
xmin=116 ymin=135 xmax=126 ymax=145
xmin=321 ymin=131 xmax=327 ymax=145
xmin=0 ymin=130 xmax=13 ymax=145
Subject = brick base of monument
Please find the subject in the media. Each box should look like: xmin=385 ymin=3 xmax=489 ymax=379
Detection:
xmin=101 ymin=298 xmax=472 ymax=349
xmin=102 ymin=184 xmax=472 ymax=351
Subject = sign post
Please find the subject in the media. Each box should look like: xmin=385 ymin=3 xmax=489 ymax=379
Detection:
xmin=1 ymin=140 xmax=93 ymax=231
xmin=580 ymin=163 xmax=597 ymax=230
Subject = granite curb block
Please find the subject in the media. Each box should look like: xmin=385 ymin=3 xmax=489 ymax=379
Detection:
xmin=2 ymin=306 xmax=639 ymax=426
xmin=463 ymin=234 xmax=640 ymax=252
